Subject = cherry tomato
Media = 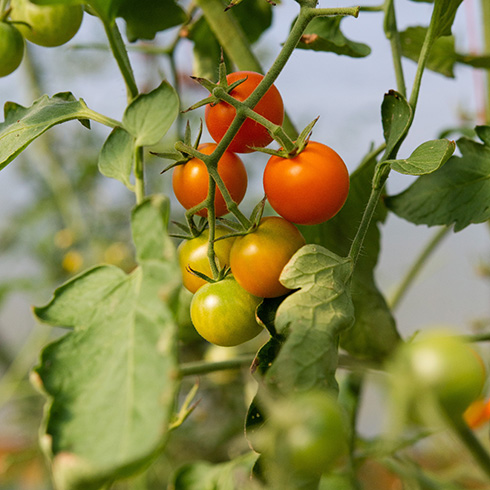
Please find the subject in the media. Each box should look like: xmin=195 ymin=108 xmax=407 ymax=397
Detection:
xmin=0 ymin=22 xmax=24 ymax=77
xmin=178 ymin=226 xmax=236 ymax=293
xmin=205 ymin=71 xmax=284 ymax=154
xmin=261 ymin=391 xmax=348 ymax=476
xmin=230 ymin=216 xmax=305 ymax=298
xmin=263 ymin=141 xmax=350 ymax=225
xmin=190 ymin=276 xmax=263 ymax=347
xmin=10 ymin=0 xmax=83 ymax=47
xmin=392 ymin=332 xmax=486 ymax=418
xmin=172 ymin=143 xmax=247 ymax=217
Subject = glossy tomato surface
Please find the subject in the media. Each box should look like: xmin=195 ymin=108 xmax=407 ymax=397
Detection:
xmin=205 ymin=71 xmax=284 ymax=153
xmin=178 ymin=226 xmax=236 ymax=293
xmin=10 ymin=0 xmax=83 ymax=47
xmin=263 ymin=141 xmax=350 ymax=225
xmin=0 ymin=22 xmax=24 ymax=77
xmin=230 ymin=216 xmax=305 ymax=298
xmin=172 ymin=143 xmax=247 ymax=217
xmin=190 ymin=276 xmax=263 ymax=347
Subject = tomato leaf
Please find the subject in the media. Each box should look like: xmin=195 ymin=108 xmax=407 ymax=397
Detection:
xmin=123 ymin=81 xmax=179 ymax=148
xmin=0 ymin=93 xmax=91 ymax=171
xmin=384 ymin=139 xmax=455 ymax=175
xmin=32 ymin=195 xmax=181 ymax=490
xmin=385 ymin=136 xmax=490 ymax=231
xmin=430 ymin=0 xmax=463 ymax=39
xmin=98 ymin=127 xmax=135 ymax=190
xmin=400 ymin=27 xmax=457 ymax=77
xmin=264 ymin=245 xmax=355 ymax=394
xmin=295 ymin=16 xmax=371 ymax=58
xmin=381 ymin=90 xmax=413 ymax=159
xmin=476 ymin=125 xmax=490 ymax=146
xmin=169 ymin=452 xmax=258 ymax=490
xmin=117 ymin=0 xmax=187 ymax=42
xmin=299 ymin=157 xmax=401 ymax=361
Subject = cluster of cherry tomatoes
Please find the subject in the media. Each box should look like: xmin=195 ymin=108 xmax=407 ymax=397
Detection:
xmin=174 ymin=71 xmax=350 ymax=347
xmin=0 ymin=0 xmax=83 ymax=78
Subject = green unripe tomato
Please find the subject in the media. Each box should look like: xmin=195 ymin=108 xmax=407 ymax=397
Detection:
xmin=190 ymin=276 xmax=263 ymax=347
xmin=10 ymin=0 xmax=83 ymax=47
xmin=261 ymin=391 xmax=348 ymax=476
xmin=0 ymin=22 xmax=24 ymax=77
xmin=178 ymin=227 xmax=235 ymax=294
xmin=392 ymin=332 xmax=486 ymax=418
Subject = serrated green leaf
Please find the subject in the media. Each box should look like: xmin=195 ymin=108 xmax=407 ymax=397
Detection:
xmin=381 ymin=90 xmax=412 ymax=159
xmin=400 ymin=26 xmax=457 ymax=77
xmin=299 ymin=157 xmax=401 ymax=361
xmin=295 ymin=16 xmax=371 ymax=57
xmin=117 ymin=0 xmax=187 ymax=42
xmin=98 ymin=127 xmax=135 ymax=189
xmin=264 ymin=246 xmax=355 ymax=394
xmin=0 ymin=93 xmax=91 ymax=171
xmin=385 ymin=137 xmax=490 ymax=231
xmin=385 ymin=139 xmax=455 ymax=175
xmin=170 ymin=452 xmax=259 ymax=490
xmin=32 ymin=195 xmax=181 ymax=490
xmin=123 ymin=81 xmax=179 ymax=147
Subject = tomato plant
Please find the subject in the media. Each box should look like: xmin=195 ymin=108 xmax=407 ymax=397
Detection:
xmin=190 ymin=276 xmax=263 ymax=347
xmin=263 ymin=141 xmax=350 ymax=225
xmin=205 ymin=71 xmax=284 ymax=153
xmin=178 ymin=226 xmax=235 ymax=293
xmin=229 ymin=216 xmax=305 ymax=298
xmin=172 ymin=143 xmax=247 ymax=217
xmin=1 ymin=0 xmax=490 ymax=488
xmin=9 ymin=0 xmax=83 ymax=47
xmin=0 ymin=21 xmax=24 ymax=77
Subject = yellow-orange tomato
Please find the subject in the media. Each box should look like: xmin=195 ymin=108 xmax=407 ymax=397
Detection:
xmin=229 ymin=217 xmax=305 ymax=298
xmin=263 ymin=141 xmax=349 ymax=225
xmin=178 ymin=227 xmax=236 ymax=293
xmin=172 ymin=143 xmax=247 ymax=217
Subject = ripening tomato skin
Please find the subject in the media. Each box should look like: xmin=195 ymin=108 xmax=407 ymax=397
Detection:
xmin=205 ymin=71 xmax=284 ymax=154
xmin=0 ymin=22 xmax=24 ymax=77
xmin=263 ymin=141 xmax=350 ymax=225
xmin=10 ymin=0 xmax=83 ymax=47
xmin=190 ymin=276 xmax=263 ymax=347
xmin=172 ymin=143 xmax=247 ymax=217
xmin=230 ymin=217 xmax=306 ymax=298
xmin=178 ymin=227 xmax=236 ymax=293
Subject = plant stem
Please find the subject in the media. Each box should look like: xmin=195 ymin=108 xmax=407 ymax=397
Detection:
xmin=389 ymin=226 xmax=450 ymax=310
xmin=348 ymin=164 xmax=390 ymax=266
xmin=179 ymin=354 xmax=255 ymax=377
xmin=384 ymin=0 xmax=406 ymax=97
xmin=134 ymin=146 xmax=145 ymax=204
xmin=481 ymin=0 xmax=490 ymax=123
xmin=447 ymin=415 xmax=490 ymax=480
xmin=102 ymin=20 xmax=138 ymax=102
xmin=206 ymin=175 xmax=220 ymax=279
xmin=408 ymin=13 xmax=436 ymax=112
xmin=81 ymin=108 xmax=122 ymax=129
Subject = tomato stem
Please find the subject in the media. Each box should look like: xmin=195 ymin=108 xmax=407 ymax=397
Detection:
xmin=389 ymin=226 xmax=451 ymax=311
xmin=134 ymin=146 xmax=145 ymax=204
xmin=446 ymin=414 xmax=490 ymax=480
xmin=102 ymin=20 xmax=138 ymax=102
xmin=384 ymin=0 xmax=407 ymax=97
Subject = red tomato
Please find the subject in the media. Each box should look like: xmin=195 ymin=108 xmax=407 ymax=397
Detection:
xmin=172 ymin=143 xmax=247 ymax=217
xmin=229 ymin=216 xmax=305 ymax=298
xmin=263 ymin=141 xmax=350 ymax=225
xmin=205 ymin=71 xmax=284 ymax=154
